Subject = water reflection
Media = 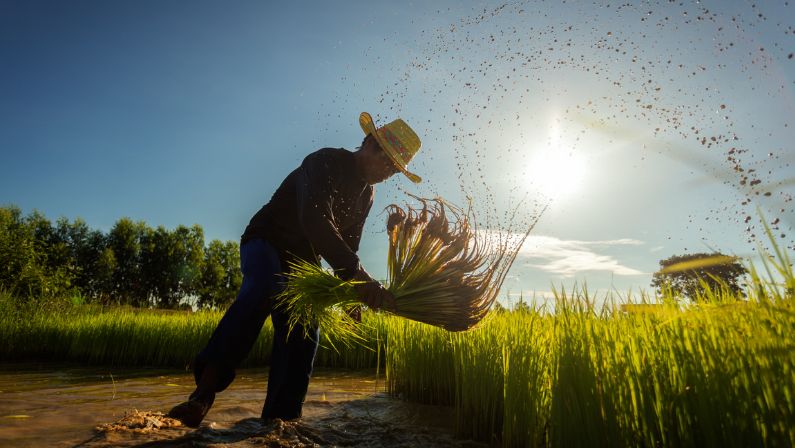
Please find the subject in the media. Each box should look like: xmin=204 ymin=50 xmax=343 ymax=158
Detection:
xmin=0 ymin=364 xmax=480 ymax=447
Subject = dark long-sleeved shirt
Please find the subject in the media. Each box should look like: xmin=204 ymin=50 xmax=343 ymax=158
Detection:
xmin=241 ymin=148 xmax=374 ymax=280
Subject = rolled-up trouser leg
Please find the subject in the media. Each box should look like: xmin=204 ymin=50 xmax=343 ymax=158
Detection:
xmin=261 ymin=304 xmax=320 ymax=420
xmin=193 ymin=238 xmax=283 ymax=393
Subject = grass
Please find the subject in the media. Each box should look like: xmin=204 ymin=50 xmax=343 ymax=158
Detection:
xmin=1 ymin=234 xmax=793 ymax=446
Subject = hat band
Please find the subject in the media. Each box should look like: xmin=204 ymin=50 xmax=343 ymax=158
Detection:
xmin=379 ymin=128 xmax=410 ymax=162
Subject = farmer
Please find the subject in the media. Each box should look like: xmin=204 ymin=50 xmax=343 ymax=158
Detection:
xmin=167 ymin=112 xmax=422 ymax=427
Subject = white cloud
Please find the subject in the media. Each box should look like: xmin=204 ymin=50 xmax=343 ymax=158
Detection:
xmin=517 ymin=235 xmax=646 ymax=277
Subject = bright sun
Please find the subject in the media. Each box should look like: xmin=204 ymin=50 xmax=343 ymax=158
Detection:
xmin=528 ymin=146 xmax=586 ymax=200
xmin=526 ymin=119 xmax=587 ymax=200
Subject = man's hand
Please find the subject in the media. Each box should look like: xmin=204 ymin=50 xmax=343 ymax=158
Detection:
xmin=352 ymin=268 xmax=396 ymax=312
xmin=347 ymin=305 xmax=362 ymax=323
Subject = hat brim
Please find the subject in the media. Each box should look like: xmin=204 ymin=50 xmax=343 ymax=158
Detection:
xmin=359 ymin=112 xmax=422 ymax=184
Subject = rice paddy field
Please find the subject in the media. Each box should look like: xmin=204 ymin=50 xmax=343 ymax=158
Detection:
xmin=3 ymin=251 xmax=794 ymax=448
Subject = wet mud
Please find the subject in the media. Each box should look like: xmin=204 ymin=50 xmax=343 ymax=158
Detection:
xmin=0 ymin=364 xmax=485 ymax=448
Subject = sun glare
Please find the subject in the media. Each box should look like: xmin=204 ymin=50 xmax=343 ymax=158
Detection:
xmin=526 ymin=119 xmax=587 ymax=200
xmin=529 ymin=147 xmax=586 ymax=200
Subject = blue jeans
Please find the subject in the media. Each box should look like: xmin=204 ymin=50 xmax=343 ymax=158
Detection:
xmin=194 ymin=238 xmax=319 ymax=420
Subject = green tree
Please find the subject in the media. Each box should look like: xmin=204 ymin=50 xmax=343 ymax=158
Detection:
xmin=0 ymin=206 xmax=34 ymax=296
xmin=29 ymin=211 xmax=75 ymax=285
xmin=651 ymin=252 xmax=748 ymax=302
xmin=173 ymin=224 xmax=205 ymax=305
xmin=139 ymin=225 xmax=161 ymax=306
xmin=140 ymin=224 xmax=205 ymax=308
xmin=198 ymin=239 xmax=241 ymax=309
xmin=94 ymin=246 xmax=117 ymax=305
xmin=0 ymin=206 xmax=73 ymax=301
xmin=53 ymin=217 xmax=112 ymax=300
xmin=47 ymin=216 xmax=75 ymax=275
xmin=107 ymin=218 xmax=147 ymax=306
xmin=220 ymin=240 xmax=242 ymax=303
xmin=81 ymin=228 xmax=111 ymax=301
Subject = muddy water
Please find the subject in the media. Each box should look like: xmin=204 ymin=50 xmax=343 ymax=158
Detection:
xmin=0 ymin=364 xmax=484 ymax=447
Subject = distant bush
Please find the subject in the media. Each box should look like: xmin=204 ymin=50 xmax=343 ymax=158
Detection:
xmin=651 ymin=252 xmax=748 ymax=302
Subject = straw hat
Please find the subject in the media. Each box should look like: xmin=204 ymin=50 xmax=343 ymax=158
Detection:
xmin=359 ymin=112 xmax=422 ymax=183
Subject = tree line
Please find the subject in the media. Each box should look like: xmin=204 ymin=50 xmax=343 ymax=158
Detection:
xmin=1 ymin=204 xmax=754 ymax=310
xmin=0 ymin=205 xmax=241 ymax=309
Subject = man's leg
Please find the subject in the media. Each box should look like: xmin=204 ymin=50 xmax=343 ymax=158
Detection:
xmin=168 ymin=238 xmax=282 ymax=427
xmin=260 ymin=305 xmax=320 ymax=420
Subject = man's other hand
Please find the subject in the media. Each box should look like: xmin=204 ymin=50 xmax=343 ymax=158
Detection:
xmin=353 ymin=268 xmax=396 ymax=312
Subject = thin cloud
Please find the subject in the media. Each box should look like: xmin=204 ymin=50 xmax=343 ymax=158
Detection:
xmin=518 ymin=235 xmax=646 ymax=277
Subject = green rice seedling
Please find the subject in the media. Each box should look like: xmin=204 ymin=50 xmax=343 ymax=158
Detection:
xmin=500 ymin=310 xmax=553 ymax=447
xmin=0 ymin=305 xmax=382 ymax=370
xmin=383 ymin=263 xmax=793 ymax=447
xmin=450 ymin=319 xmax=506 ymax=443
xmin=275 ymin=260 xmax=364 ymax=352
xmin=385 ymin=317 xmax=456 ymax=405
xmin=314 ymin=311 xmax=388 ymax=369
xmin=278 ymin=197 xmax=541 ymax=342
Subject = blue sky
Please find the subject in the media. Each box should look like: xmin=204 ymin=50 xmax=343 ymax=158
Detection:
xmin=2 ymin=0 xmax=793 ymax=306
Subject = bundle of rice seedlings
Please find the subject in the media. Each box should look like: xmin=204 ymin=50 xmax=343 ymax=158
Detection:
xmin=276 ymin=260 xmax=365 ymax=349
xmin=277 ymin=197 xmax=542 ymax=340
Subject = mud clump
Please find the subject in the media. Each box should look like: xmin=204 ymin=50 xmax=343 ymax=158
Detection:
xmin=95 ymin=410 xmax=182 ymax=433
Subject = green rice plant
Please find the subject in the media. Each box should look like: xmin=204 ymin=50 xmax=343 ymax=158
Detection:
xmin=500 ymin=309 xmax=553 ymax=447
xmin=0 ymin=305 xmax=386 ymax=371
xmin=275 ymin=260 xmax=364 ymax=352
xmin=450 ymin=319 xmax=506 ymax=443
xmin=385 ymin=317 xmax=456 ymax=405
xmin=382 ymin=287 xmax=794 ymax=447
xmin=314 ymin=311 xmax=388 ymax=370
xmin=383 ymin=228 xmax=795 ymax=447
xmin=278 ymin=198 xmax=540 ymax=344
